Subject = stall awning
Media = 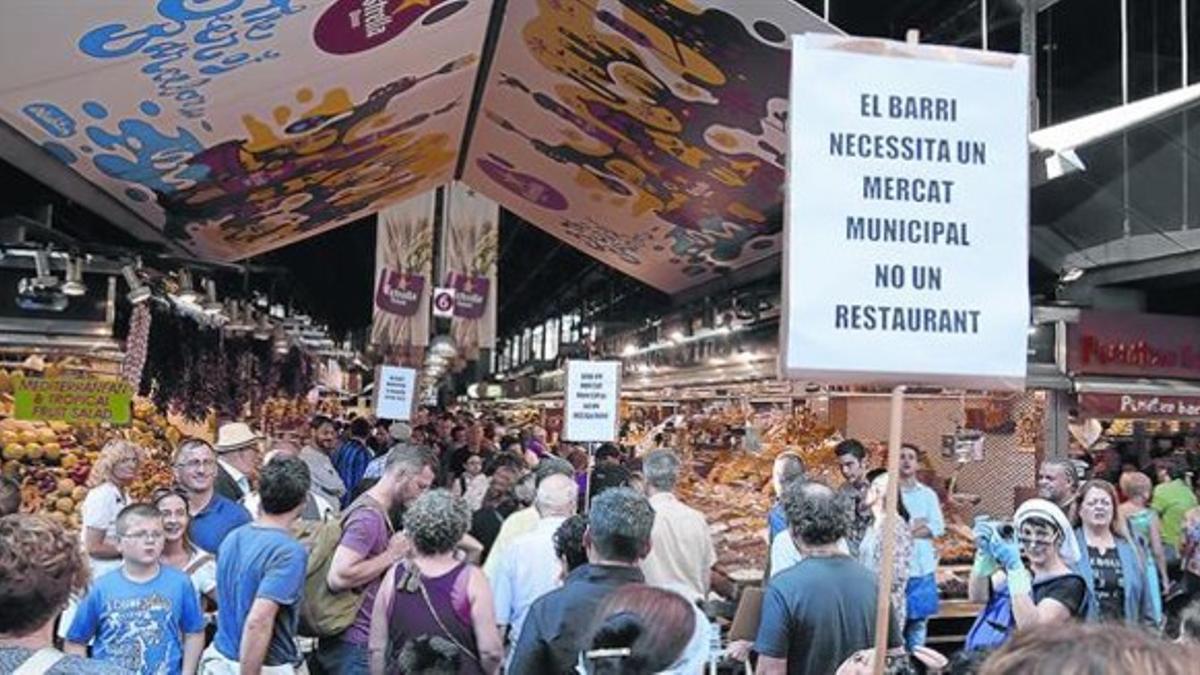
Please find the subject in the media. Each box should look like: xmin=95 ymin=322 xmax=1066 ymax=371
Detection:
xmin=1076 ymin=381 xmax=1200 ymax=419
xmin=1074 ymin=377 xmax=1200 ymax=397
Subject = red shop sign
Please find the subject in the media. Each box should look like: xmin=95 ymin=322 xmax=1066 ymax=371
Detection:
xmin=1079 ymin=393 xmax=1200 ymax=419
xmin=1067 ymin=311 xmax=1200 ymax=379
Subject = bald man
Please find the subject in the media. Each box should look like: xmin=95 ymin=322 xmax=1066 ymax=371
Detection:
xmin=487 ymin=474 xmax=578 ymax=653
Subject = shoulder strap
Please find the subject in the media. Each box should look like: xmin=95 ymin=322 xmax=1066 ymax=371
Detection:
xmin=413 ymin=563 xmax=482 ymax=667
xmin=342 ymin=496 xmax=394 ymax=535
xmin=14 ymin=647 xmax=67 ymax=675
xmin=185 ymin=550 xmax=214 ymax=575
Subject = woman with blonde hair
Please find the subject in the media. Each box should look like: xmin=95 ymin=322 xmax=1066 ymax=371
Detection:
xmin=1119 ymin=471 xmax=1169 ymax=615
xmin=81 ymin=439 xmax=144 ymax=577
xmin=1074 ymin=479 xmax=1157 ymax=626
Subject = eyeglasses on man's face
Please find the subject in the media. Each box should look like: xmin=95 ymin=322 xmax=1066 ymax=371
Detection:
xmin=176 ymin=458 xmax=216 ymax=471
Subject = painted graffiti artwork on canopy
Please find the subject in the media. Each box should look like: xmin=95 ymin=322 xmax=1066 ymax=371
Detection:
xmin=0 ymin=0 xmax=490 ymax=260
xmin=462 ymin=0 xmax=839 ymax=292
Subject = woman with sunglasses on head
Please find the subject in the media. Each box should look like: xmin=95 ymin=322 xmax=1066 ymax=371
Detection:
xmin=81 ymin=439 xmax=145 ymax=578
xmin=965 ymin=499 xmax=1089 ymax=651
xmin=1074 ymin=479 xmax=1158 ymax=627
xmin=153 ymin=487 xmax=217 ymax=605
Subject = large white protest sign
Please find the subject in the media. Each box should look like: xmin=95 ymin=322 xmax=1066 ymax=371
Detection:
xmin=564 ymin=360 xmax=621 ymax=442
xmin=374 ymin=366 xmax=417 ymax=421
xmin=781 ymin=35 xmax=1030 ymax=390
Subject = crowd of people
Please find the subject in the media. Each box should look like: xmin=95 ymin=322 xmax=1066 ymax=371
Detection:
xmin=4 ymin=411 xmax=1200 ymax=674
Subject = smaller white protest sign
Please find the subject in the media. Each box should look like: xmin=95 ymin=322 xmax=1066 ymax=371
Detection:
xmin=374 ymin=366 xmax=417 ymax=421
xmin=564 ymin=360 xmax=621 ymax=442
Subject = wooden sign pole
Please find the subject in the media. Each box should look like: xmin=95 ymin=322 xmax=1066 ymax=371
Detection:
xmin=874 ymin=31 xmax=920 ymax=672
xmin=872 ymin=385 xmax=907 ymax=675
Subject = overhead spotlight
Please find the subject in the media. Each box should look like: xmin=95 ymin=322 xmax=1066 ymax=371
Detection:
xmin=202 ymin=278 xmax=223 ymax=315
xmin=16 ymin=252 xmax=67 ymax=311
xmin=121 ymin=264 xmax=152 ymax=304
xmin=61 ymin=255 xmax=86 ymax=297
xmin=621 ymin=344 xmax=638 ymax=357
xmin=429 ymin=335 xmax=457 ymax=358
xmin=175 ymin=269 xmax=199 ymax=304
xmin=30 ymin=249 xmax=60 ymax=289
xmin=271 ymin=324 xmax=290 ymax=355
xmin=224 ymin=300 xmax=254 ymax=333
xmin=252 ymin=311 xmax=273 ymax=341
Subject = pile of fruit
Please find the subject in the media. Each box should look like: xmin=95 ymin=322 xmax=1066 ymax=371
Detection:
xmin=258 ymin=395 xmax=343 ymax=437
xmin=3 ymin=418 xmax=95 ymax=529
xmin=2 ymin=399 xmax=189 ymax=528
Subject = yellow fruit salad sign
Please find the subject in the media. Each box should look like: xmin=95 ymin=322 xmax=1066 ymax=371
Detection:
xmin=13 ymin=378 xmax=133 ymax=425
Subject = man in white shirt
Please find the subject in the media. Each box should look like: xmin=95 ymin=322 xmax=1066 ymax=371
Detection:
xmin=639 ymin=449 xmax=716 ymax=602
xmin=488 ymin=474 xmax=578 ymax=654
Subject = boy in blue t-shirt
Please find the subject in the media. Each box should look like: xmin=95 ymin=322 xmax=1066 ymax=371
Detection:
xmin=66 ymin=503 xmax=205 ymax=675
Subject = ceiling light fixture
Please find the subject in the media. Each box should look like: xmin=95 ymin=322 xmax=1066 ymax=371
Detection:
xmin=202 ymin=278 xmax=223 ymax=315
xmin=122 ymin=264 xmax=152 ymax=304
xmin=271 ymin=325 xmax=290 ymax=355
xmin=252 ymin=312 xmax=273 ymax=341
xmin=31 ymin=249 xmax=60 ymax=289
xmin=60 ymin=255 xmax=86 ymax=297
xmin=175 ymin=269 xmax=199 ymax=304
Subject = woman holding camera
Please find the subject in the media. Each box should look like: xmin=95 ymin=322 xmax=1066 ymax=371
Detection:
xmin=1074 ymin=479 xmax=1158 ymax=626
xmin=965 ymin=499 xmax=1089 ymax=650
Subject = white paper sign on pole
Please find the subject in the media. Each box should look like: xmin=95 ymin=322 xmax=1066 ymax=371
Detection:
xmin=563 ymin=360 xmax=621 ymax=442
xmin=374 ymin=366 xmax=417 ymax=422
xmin=781 ymin=35 xmax=1030 ymax=390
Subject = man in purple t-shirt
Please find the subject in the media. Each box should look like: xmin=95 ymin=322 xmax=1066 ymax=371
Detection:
xmin=310 ymin=445 xmax=437 ymax=674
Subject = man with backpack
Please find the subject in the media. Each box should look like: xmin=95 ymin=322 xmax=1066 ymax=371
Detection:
xmin=307 ymin=445 xmax=438 ymax=674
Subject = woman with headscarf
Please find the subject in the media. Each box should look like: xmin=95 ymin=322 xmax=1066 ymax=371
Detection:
xmin=965 ymin=499 xmax=1090 ymax=651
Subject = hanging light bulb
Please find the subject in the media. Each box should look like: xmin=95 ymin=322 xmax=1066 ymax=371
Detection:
xmin=122 ymin=264 xmax=152 ymax=304
xmin=202 ymin=278 xmax=223 ymax=315
xmin=175 ymin=269 xmax=199 ymax=304
xmin=61 ymin=256 xmax=86 ymax=297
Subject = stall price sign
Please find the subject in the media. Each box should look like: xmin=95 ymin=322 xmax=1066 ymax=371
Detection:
xmin=373 ymin=366 xmax=417 ymax=421
xmin=13 ymin=377 xmax=133 ymax=425
xmin=564 ymin=360 xmax=620 ymax=442
xmin=780 ymin=35 xmax=1030 ymax=390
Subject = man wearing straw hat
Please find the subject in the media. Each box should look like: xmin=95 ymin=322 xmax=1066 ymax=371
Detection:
xmin=214 ymin=422 xmax=264 ymax=503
